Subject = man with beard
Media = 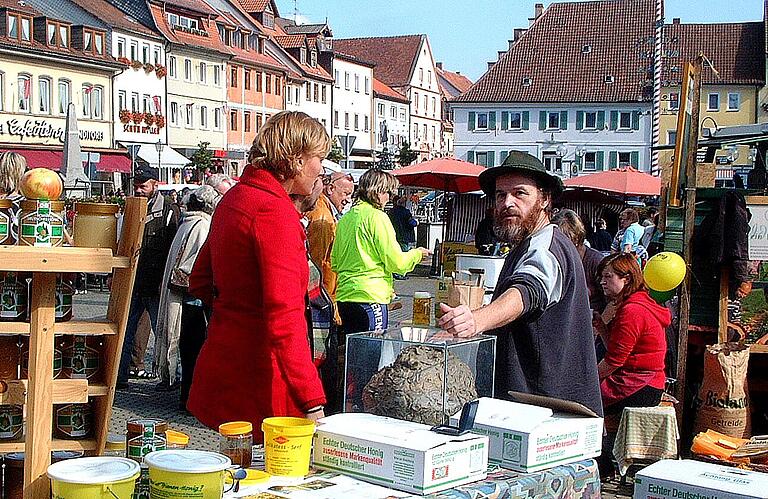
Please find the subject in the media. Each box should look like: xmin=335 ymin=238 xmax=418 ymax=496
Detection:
xmin=438 ymin=151 xmax=602 ymax=416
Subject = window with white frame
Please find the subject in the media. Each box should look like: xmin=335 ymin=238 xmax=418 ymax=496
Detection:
xmin=214 ymin=108 xmax=222 ymax=130
xmin=310 ymin=50 xmax=317 ymax=67
xmin=199 ymin=62 xmax=207 ymax=84
xmin=92 ymin=86 xmax=103 ymax=119
xmin=431 ymin=97 xmax=436 ymax=118
xmin=419 ymin=68 xmax=423 ymax=83
xmin=377 ymin=103 xmax=385 ymax=116
xmin=583 ymin=152 xmax=597 ymax=171
xmin=728 ymin=92 xmax=740 ymax=111
xmin=364 ymin=115 xmax=369 ymax=132
xmin=708 ymin=93 xmax=719 ymax=111
xmin=117 ymin=90 xmax=126 ymax=112
xmin=334 ymin=110 xmax=339 ymax=128
xmin=142 ymin=94 xmax=150 ymax=113
xmin=0 ymin=72 xmax=4 ymax=111
xmin=547 ymin=112 xmax=560 ymax=129
xmin=618 ymin=111 xmax=631 ymax=129
xmin=130 ymin=41 xmax=138 ymax=60
xmin=667 ymin=130 xmax=677 ymax=145
xmin=81 ymin=84 xmax=92 ymax=118
xmin=505 ymin=111 xmax=522 ymax=129
xmin=414 ymin=92 xmax=419 ymax=112
xmin=422 ymin=124 xmax=427 ymax=140
xmin=475 ymin=112 xmax=489 ymax=130
xmin=117 ymin=37 xmax=125 ymax=58
xmin=38 ymin=77 xmax=51 ymax=114
xmin=185 ymin=104 xmax=193 ymax=127
xmin=321 ymin=85 xmax=326 ymax=104
xmin=213 ymin=65 xmax=221 ymax=86
xmin=17 ymin=74 xmax=30 ymax=112
xmin=244 ymin=111 xmax=251 ymax=132
xmin=286 ymin=86 xmax=292 ymax=104
xmin=344 ymin=112 xmax=349 ymax=129
xmin=668 ymin=91 xmax=679 ymax=110
xmin=200 ymin=106 xmax=208 ymax=129
xmin=344 ymin=72 xmax=349 ymax=90
xmin=618 ymin=152 xmax=632 ymax=168
xmin=142 ymin=44 xmax=149 ymax=63
xmin=365 ymin=76 xmax=370 ymax=94
xmin=583 ymin=111 xmax=597 ymax=129
xmin=422 ymin=95 xmax=427 ymax=114
xmin=475 ymin=151 xmax=491 ymax=167
xmin=354 ymin=113 xmax=359 ymax=131
xmin=294 ymin=87 xmax=299 ymax=104
xmin=131 ymin=92 xmax=139 ymax=112
xmin=313 ymin=83 xmax=318 ymax=102
xmin=154 ymin=47 xmax=161 ymax=65
xmin=334 ymin=70 xmax=340 ymax=88
xmin=390 ymin=105 xmax=396 ymax=119
xmin=184 ymin=59 xmax=192 ymax=81
xmin=399 ymin=108 xmax=406 ymax=121
xmin=354 ymin=74 xmax=359 ymax=92
xmin=169 ymin=56 xmax=177 ymax=78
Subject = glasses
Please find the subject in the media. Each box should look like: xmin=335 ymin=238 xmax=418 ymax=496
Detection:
xmin=332 ymin=173 xmax=354 ymax=183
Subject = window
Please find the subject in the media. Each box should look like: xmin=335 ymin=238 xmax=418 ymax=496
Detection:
xmin=117 ymin=38 xmax=126 ymax=58
xmin=92 ymin=86 xmax=102 ymax=119
xmin=414 ymin=92 xmax=419 ymax=112
xmin=431 ymin=126 xmax=435 ymax=142
xmin=142 ymin=94 xmax=150 ymax=113
xmin=17 ymin=74 xmax=30 ymax=112
xmin=294 ymin=87 xmax=299 ymax=104
xmin=547 ymin=112 xmax=560 ymax=129
xmin=364 ymin=115 xmax=369 ymax=132
xmin=475 ymin=151 xmax=494 ymax=168
xmin=583 ymin=111 xmax=597 ymax=129
xmin=344 ymin=72 xmax=349 ymax=90
xmin=354 ymin=74 xmax=360 ymax=92
xmin=728 ymin=92 xmax=740 ymax=111
xmin=287 ymin=86 xmax=292 ymax=104
xmin=422 ymin=124 xmax=427 ymax=140
xmin=667 ymin=130 xmax=677 ymax=145
xmin=419 ymin=68 xmax=423 ymax=82
xmin=169 ymin=56 xmax=177 ymax=78
xmin=344 ymin=112 xmax=349 ymax=129
xmin=618 ymin=111 xmax=631 ymax=129
xmin=618 ymin=152 xmax=632 ymax=168
xmin=423 ymin=95 xmax=427 ymax=114
xmin=7 ymin=13 xmax=32 ymax=42
xmin=313 ymin=83 xmax=318 ymax=102
xmin=400 ymin=108 xmax=406 ymax=121
xmin=256 ymin=114 xmax=263 ymax=131
xmin=505 ymin=111 xmax=522 ymax=130
xmin=255 ymin=72 xmax=262 ymax=92
xmin=154 ymin=47 xmax=161 ymax=65
xmin=244 ymin=111 xmax=251 ymax=132
xmin=199 ymin=62 xmax=207 ymax=84
xmin=117 ymin=91 xmax=126 ymax=112
xmin=131 ymin=92 xmax=139 ymax=112
xmin=244 ymin=69 xmax=251 ymax=90
xmin=354 ymin=113 xmax=359 ymax=131
xmin=263 ymin=11 xmax=274 ymax=28
xmin=167 ymin=13 xmax=179 ymax=27
xmin=200 ymin=106 xmax=208 ymax=129
xmin=299 ymin=47 xmax=306 ymax=64
xmin=47 ymin=21 xmax=69 ymax=48
xmin=668 ymin=91 xmax=679 ymax=110
xmin=229 ymin=110 xmax=238 ymax=131
xmin=334 ymin=70 xmax=340 ymax=88
xmin=390 ymin=106 xmax=396 ymax=118
xmin=38 ymin=77 xmax=51 ymax=114
xmin=230 ymin=66 xmax=237 ymax=87
xmin=59 ymin=80 xmax=71 ymax=114
xmin=431 ymin=97 xmax=436 ymax=117
xmin=476 ymin=112 xmax=489 ymax=130
xmin=310 ymin=50 xmax=317 ymax=67
xmin=141 ymin=43 xmax=149 ymax=63
xmin=81 ymin=84 xmax=92 ymax=118
xmin=427 ymin=70 xmax=432 ymax=85
xmin=333 ymin=110 xmax=339 ymax=128
xmin=543 ymin=152 xmax=562 ymax=173
xmin=130 ymin=41 xmax=138 ymax=60
xmin=184 ymin=59 xmax=192 ymax=81
xmin=378 ymin=103 xmax=385 ymax=116
xmin=213 ymin=65 xmax=221 ymax=86
xmin=708 ymin=93 xmax=720 ymax=111
xmin=321 ymin=85 xmax=326 ymax=104
xmin=266 ymin=74 xmax=271 ymax=94
xmin=170 ymin=102 xmax=178 ymax=125
xmin=214 ymin=108 xmax=222 ymax=130
xmin=306 ymin=83 xmax=311 ymax=100
xmin=153 ymin=95 xmax=161 ymax=113
xmin=185 ymin=104 xmax=193 ymax=127
xmin=583 ymin=152 xmax=597 ymax=171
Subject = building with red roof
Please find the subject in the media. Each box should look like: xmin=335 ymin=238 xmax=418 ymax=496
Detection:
xmin=373 ymin=78 xmax=409 ymax=159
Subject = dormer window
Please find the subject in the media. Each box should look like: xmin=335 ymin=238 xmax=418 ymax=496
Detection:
xmin=310 ymin=50 xmax=317 ymax=67
xmin=7 ymin=13 xmax=32 ymax=42
xmin=46 ymin=20 xmax=70 ymax=48
xmin=263 ymin=11 xmax=274 ymax=28
xmin=300 ymin=47 xmax=306 ymax=64
xmin=233 ymin=30 xmax=241 ymax=48
xmin=167 ymin=13 xmax=199 ymax=31
xmin=83 ymin=28 xmax=104 ymax=55
xmin=522 ymin=77 xmax=532 ymax=87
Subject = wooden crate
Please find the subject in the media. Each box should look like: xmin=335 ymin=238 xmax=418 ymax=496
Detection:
xmin=0 ymin=197 xmax=146 ymax=498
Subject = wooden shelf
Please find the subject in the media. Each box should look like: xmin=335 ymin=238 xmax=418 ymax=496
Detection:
xmin=750 ymin=344 xmax=768 ymax=354
xmin=0 ymin=246 xmax=129 ymax=273
xmin=0 ymin=320 xmax=118 ymax=336
xmin=0 ymin=439 xmax=97 ymax=453
xmin=88 ymin=384 xmax=109 ymax=396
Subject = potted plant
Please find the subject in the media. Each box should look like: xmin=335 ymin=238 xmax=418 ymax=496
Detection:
xmin=119 ymin=110 xmax=132 ymax=124
xmin=132 ymin=112 xmax=144 ymax=124
xmin=155 ymin=115 xmax=166 ymax=129
xmin=144 ymin=113 xmax=155 ymax=126
xmin=143 ymin=63 xmax=155 ymax=74
xmin=130 ymin=60 xmax=143 ymax=70
xmin=117 ymin=56 xmax=131 ymax=67
xmin=155 ymin=65 xmax=167 ymax=78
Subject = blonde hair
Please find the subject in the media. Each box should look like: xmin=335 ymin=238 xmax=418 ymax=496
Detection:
xmin=357 ymin=169 xmax=399 ymax=210
xmin=552 ymin=208 xmax=586 ymax=247
xmin=0 ymin=152 xmax=27 ymax=195
xmin=247 ymin=111 xmax=330 ymax=181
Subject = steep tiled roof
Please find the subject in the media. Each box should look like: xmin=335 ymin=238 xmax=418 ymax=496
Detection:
xmin=70 ymin=0 xmax=160 ymax=39
xmin=239 ymin=0 xmax=268 ymax=12
xmin=274 ymin=34 xmax=304 ymax=49
xmin=436 ymin=67 xmax=472 ymax=98
xmin=334 ymin=34 xmax=424 ymax=88
xmin=164 ymin=0 xmax=217 ymax=16
xmin=148 ymin=2 xmax=232 ymax=55
xmin=335 ymin=50 xmax=375 ymax=68
xmin=373 ymin=78 xmax=409 ymax=103
xmin=662 ymin=22 xmax=764 ymax=86
xmin=0 ymin=0 xmax=41 ymax=15
xmin=104 ymin=0 xmax=155 ymax=31
xmin=457 ymin=0 xmax=656 ymax=103
xmin=283 ymin=23 xmax=331 ymax=36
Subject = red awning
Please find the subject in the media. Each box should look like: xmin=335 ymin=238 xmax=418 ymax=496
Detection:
xmin=7 ymin=149 xmax=61 ymax=171
xmin=96 ymin=153 xmax=131 ymax=173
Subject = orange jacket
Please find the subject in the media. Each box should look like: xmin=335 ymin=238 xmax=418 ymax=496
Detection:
xmin=306 ymin=195 xmax=341 ymax=324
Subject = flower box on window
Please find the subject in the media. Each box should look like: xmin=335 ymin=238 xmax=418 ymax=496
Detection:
xmin=118 ymin=110 xmax=132 ymax=124
xmin=117 ymin=57 xmax=131 ymax=67
xmin=131 ymin=112 xmax=143 ymax=124
xmin=130 ymin=60 xmax=143 ymax=70
xmin=143 ymin=113 xmax=155 ymax=126
xmin=155 ymin=66 xmax=167 ymax=78
xmin=155 ymin=115 xmax=165 ymax=129
xmin=143 ymin=63 xmax=155 ymax=74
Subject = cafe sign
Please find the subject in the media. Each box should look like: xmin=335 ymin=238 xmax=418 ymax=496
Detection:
xmin=0 ymin=118 xmax=104 ymax=143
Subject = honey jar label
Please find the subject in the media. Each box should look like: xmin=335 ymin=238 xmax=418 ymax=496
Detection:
xmin=132 ymin=467 xmax=150 ymax=499
xmin=55 ymin=277 xmax=74 ymax=321
xmin=0 ymin=210 xmax=10 ymax=245
xmin=0 ymin=273 xmax=27 ymax=319
xmin=22 ymin=347 xmax=62 ymax=378
xmin=127 ymin=425 xmax=167 ymax=462
xmin=20 ymin=201 xmax=64 ymax=247
xmin=63 ymin=337 xmax=100 ymax=379
xmin=55 ymin=403 xmax=91 ymax=438
xmin=0 ymin=405 xmax=23 ymax=439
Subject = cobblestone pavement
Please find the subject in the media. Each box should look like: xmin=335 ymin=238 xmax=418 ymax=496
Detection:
xmin=77 ymin=269 xmax=630 ymax=498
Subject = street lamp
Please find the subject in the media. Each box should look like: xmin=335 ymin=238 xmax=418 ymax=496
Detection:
xmin=155 ymin=139 xmax=164 ymax=182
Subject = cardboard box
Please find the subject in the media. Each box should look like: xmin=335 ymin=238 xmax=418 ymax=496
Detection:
xmin=634 ymin=459 xmax=768 ymax=499
xmin=449 ymin=394 xmax=602 ymax=472
xmin=313 ymin=413 xmax=488 ymax=495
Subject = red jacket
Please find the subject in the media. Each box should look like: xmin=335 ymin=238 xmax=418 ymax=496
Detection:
xmin=187 ymin=167 xmax=326 ymax=438
xmin=601 ymin=290 xmax=670 ymax=407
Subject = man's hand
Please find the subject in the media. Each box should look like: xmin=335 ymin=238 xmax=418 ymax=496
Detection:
xmin=417 ymin=247 xmax=432 ymax=262
xmin=736 ymin=281 xmax=753 ymax=299
xmin=304 ymin=408 xmax=325 ymax=421
xmin=437 ymin=303 xmax=477 ymax=338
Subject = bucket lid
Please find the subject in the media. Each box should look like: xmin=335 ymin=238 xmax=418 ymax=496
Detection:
xmin=166 ymin=429 xmax=190 ymax=446
xmin=225 ymin=468 xmax=270 ymax=486
xmin=106 ymin=432 xmax=126 ymax=451
xmin=47 ymin=457 xmax=140 ymax=484
xmin=219 ymin=421 xmax=253 ymax=436
xmin=144 ymin=450 xmax=231 ymax=473
xmin=75 ymin=202 xmax=120 ymax=215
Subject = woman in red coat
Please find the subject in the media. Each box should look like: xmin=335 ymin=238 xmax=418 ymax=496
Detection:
xmin=188 ymin=112 xmax=330 ymax=437
xmin=594 ymin=252 xmax=670 ymax=478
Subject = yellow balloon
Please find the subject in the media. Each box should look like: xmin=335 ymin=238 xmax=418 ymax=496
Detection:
xmin=644 ymin=252 xmax=686 ymax=292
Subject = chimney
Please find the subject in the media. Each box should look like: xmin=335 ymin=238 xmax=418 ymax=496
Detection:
xmin=673 ymin=18 xmax=680 ymax=24
xmin=534 ymin=3 xmax=544 ymax=19
xmin=455 ymin=71 xmax=461 ymax=75
xmin=508 ymin=39 xmax=514 ymax=50
xmin=436 ymin=62 xmax=443 ymax=70
xmin=497 ymin=50 xmax=505 ymax=60
xmin=487 ymin=61 xmax=495 ymax=70
xmin=513 ymin=28 xmax=526 ymax=41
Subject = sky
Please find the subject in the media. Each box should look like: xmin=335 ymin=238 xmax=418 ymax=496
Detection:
xmin=274 ymin=0 xmax=764 ymax=82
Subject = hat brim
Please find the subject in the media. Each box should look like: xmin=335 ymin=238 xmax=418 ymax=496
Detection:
xmin=479 ymin=165 xmax=564 ymax=197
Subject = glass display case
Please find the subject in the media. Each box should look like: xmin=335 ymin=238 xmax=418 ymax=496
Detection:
xmin=344 ymin=326 xmax=496 ymax=425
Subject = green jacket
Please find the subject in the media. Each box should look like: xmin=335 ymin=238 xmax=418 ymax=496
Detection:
xmin=331 ymin=201 xmax=422 ymax=304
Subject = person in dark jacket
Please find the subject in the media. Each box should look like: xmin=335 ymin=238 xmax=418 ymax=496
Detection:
xmin=389 ymin=195 xmax=417 ymax=251
xmin=474 ymin=208 xmax=498 ymax=255
xmin=117 ymin=166 xmax=178 ymax=387
xmin=590 ymin=218 xmax=613 ymax=252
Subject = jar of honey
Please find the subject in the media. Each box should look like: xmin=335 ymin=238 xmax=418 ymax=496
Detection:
xmin=18 ymin=200 xmax=65 ymax=247
xmin=73 ymin=202 xmax=119 ymax=252
xmin=0 ymin=272 xmax=29 ymax=321
xmin=0 ymin=198 xmax=14 ymax=245
xmin=219 ymin=421 xmax=253 ymax=468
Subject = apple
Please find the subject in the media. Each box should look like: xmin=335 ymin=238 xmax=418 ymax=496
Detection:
xmin=20 ymin=168 xmax=63 ymax=200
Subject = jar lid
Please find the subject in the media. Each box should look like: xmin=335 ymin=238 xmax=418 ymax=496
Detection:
xmin=225 ymin=468 xmax=270 ymax=486
xmin=105 ymin=432 xmax=126 ymax=451
xmin=0 ymin=199 xmax=11 ymax=208
xmin=414 ymin=291 xmax=431 ymax=299
xmin=75 ymin=202 xmax=120 ymax=215
xmin=166 ymin=429 xmax=190 ymax=446
xmin=144 ymin=450 xmax=231 ymax=473
xmin=127 ymin=418 xmax=168 ymax=434
xmin=47 ymin=457 xmax=140 ymax=484
xmin=219 ymin=421 xmax=253 ymax=436
xmin=20 ymin=199 xmax=64 ymax=210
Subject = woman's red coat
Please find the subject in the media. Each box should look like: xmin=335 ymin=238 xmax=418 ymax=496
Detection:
xmin=187 ymin=167 xmax=325 ymax=437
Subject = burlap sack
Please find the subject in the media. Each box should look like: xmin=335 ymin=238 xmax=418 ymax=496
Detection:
xmin=693 ymin=342 xmax=751 ymax=438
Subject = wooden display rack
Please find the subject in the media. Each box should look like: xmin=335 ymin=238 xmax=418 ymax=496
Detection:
xmin=0 ymin=197 xmax=146 ymax=498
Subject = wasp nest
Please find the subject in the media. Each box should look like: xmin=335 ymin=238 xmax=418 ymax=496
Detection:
xmin=362 ymin=345 xmax=477 ymax=425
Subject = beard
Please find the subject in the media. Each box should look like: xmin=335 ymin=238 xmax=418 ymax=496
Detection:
xmin=493 ymin=201 xmax=545 ymax=247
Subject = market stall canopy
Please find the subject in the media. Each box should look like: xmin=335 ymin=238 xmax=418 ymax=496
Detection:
xmin=137 ymin=144 xmax=190 ymax=169
xmin=563 ymin=167 xmax=661 ymax=196
xmin=2 ymin=148 xmax=131 ymax=173
xmin=392 ymin=158 xmax=485 ymax=193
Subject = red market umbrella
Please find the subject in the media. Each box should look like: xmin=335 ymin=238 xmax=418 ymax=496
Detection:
xmin=563 ymin=167 xmax=661 ymax=196
xmin=392 ymin=158 xmax=485 ymax=194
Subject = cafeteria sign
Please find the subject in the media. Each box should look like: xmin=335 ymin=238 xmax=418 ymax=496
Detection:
xmin=0 ymin=118 xmax=104 ymax=143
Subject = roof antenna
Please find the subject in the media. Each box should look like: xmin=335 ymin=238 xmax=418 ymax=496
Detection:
xmin=293 ymin=0 xmax=298 ymax=23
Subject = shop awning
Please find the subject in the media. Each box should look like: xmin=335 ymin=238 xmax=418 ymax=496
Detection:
xmin=3 ymin=148 xmax=132 ymax=173
xmin=136 ymin=144 xmax=190 ymax=168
